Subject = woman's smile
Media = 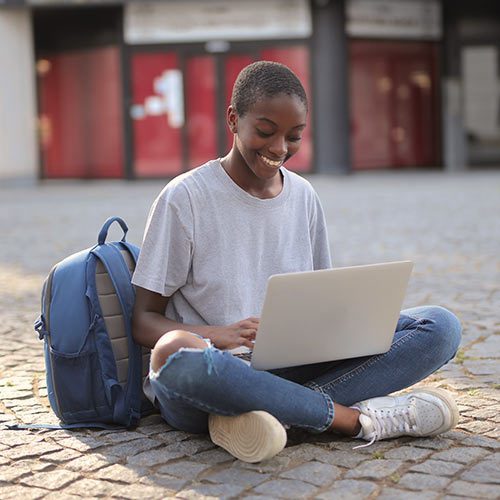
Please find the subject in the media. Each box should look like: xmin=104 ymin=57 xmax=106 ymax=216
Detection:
xmin=257 ymin=153 xmax=284 ymax=168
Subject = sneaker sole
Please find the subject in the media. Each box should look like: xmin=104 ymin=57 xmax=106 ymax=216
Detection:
xmin=208 ymin=411 xmax=287 ymax=463
xmin=409 ymin=388 xmax=460 ymax=435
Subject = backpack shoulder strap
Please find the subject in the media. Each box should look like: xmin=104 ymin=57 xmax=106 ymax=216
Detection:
xmin=91 ymin=242 xmax=141 ymax=426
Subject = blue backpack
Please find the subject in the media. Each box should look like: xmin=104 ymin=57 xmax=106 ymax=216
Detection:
xmin=32 ymin=217 xmax=153 ymax=429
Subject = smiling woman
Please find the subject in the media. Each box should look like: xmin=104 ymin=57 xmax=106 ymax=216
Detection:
xmin=220 ymin=61 xmax=309 ymax=198
xmin=222 ymin=91 xmax=307 ymax=198
xmin=130 ymin=61 xmax=462 ymax=464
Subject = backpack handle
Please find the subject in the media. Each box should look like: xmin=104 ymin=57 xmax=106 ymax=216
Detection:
xmin=98 ymin=217 xmax=128 ymax=245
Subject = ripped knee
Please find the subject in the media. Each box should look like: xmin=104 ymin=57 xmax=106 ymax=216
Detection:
xmin=151 ymin=330 xmax=207 ymax=372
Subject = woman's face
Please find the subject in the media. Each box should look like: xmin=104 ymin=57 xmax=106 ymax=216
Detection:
xmin=228 ymin=93 xmax=307 ymax=181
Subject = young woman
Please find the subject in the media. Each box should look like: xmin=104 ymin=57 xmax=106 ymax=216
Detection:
xmin=132 ymin=61 xmax=462 ymax=463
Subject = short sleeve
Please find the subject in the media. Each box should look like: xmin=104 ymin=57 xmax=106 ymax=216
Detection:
xmin=309 ymin=191 xmax=332 ymax=270
xmin=132 ymin=184 xmax=193 ymax=297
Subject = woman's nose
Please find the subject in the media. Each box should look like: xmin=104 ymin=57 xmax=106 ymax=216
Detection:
xmin=268 ymin=136 xmax=287 ymax=157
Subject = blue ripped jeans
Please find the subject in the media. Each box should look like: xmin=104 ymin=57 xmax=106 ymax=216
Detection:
xmin=149 ymin=306 xmax=461 ymax=434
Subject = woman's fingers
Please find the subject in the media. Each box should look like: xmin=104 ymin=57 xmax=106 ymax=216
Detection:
xmin=240 ymin=328 xmax=256 ymax=339
xmin=240 ymin=337 xmax=255 ymax=349
xmin=240 ymin=317 xmax=259 ymax=325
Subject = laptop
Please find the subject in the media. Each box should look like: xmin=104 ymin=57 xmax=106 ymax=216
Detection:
xmin=246 ymin=261 xmax=413 ymax=370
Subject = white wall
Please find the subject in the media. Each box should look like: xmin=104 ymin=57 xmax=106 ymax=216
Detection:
xmin=0 ymin=8 xmax=38 ymax=182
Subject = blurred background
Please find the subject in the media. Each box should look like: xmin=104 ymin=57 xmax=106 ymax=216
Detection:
xmin=1 ymin=0 xmax=500 ymax=182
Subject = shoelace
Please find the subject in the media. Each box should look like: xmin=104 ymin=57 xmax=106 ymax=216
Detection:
xmin=353 ymin=403 xmax=418 ymax=449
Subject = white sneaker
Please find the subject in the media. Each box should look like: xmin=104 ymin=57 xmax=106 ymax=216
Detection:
xmin=352 ymin=388 xmax=459 ymax=448
xmin=208 ymin=410 xmax=287 ymax=463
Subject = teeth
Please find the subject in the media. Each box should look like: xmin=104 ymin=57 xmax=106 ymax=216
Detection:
xmin=259 ymin=154 xmax=282 ymax=167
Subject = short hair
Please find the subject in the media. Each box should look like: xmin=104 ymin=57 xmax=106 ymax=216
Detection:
xmin=231 ymin=61 xmax=308 ymax=117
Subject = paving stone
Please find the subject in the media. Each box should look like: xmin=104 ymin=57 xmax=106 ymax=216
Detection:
xmin=279 ymin=461 xmax=341 ymax=486
xmin=104 ymin=437 xmax=160 ymax=458
xmin=316 ymin=479 xmax=378 ymax=499
xmin=64 ymin=478 xmax=116 ymax=496
xmin=55 ymin=436 xmax=104 ymax=452
xmin=244 ymin=496 xmax=279 ymax=500
xmin=175 ymin=482 xmax=246 ymax=499
xmin=345 ymin=459 xmax=403 ymax=480
xmin=173 ymin=437 xmax=215 ymax=456
xmin=127 ymin=447 xmax=187 ymax=466
xmin=460 ymin=434 xmax=500 ymax=449
xmin=91 ymin=463 xmax=147 ymax=483
xmin=19 ymin=469 xmax=81 ymax=490
xmin=312 ymin=449 xmax=366 ymax=468
xmin=485 ymin=428 xmax=500 ymax=439
xmin=377 ymin=487 xmax=440 ymax=499
xmin=137 ymin=423 xmax=173 ymax=436
xmin=112 ymin=483 xmax=172 ymax=499
xmin=384 ymin=446 xmax=433 ymax=461
xmin=102 ymin=430 xmax=145 ymax=444
xmin=409 ymin=459 xmax=464 ymax=476
xmin=398 ymin=472 xmax=451 ymax=491
xmin=458 ymin=419 xmax=498 ymax=434
xmin=205 ymin=467 xmax=270 ymax=487
xmin=14 ymin=459 xmax=53 ymax=472
xmin=0 ymin=464 xmax=35 ymax=482
xmin=460 ymin=458 xmax=500 ymax=484
xmin=2 ymin=441 xmax=61 ymax=460
xmin=157 ymin=460 xmax=210 ymax=479
xmin=155 ymin=430 xmax=192 ymax=445
xmin=139 ymin=473 xmax=188 ymax=491
xmin=232 ymin=455 xmax=291 ymax=473
xmin=65 ymin=453 xmax=116 ymax=472
xmin=447 ymin=479 xmax=500 ymax=498
xmin=463 ymin=407 xmax=500 ymax=420
xmin=333 ymin=439 xmax=396 ymax=455
xmin=464 ymin=360 xmax=500 ymax=377
xmin=191 ymin=448 xmax=234 ymax=464
xmin=41 ymin=447 xmax=83 ymax=463
xmin=253 ymin=478 xmax=318 ymax=498
xmin=0 ymin=430 xmax=44 ymax=448
xmin=280 ymin=443 xmax=327 ymax=461
xmin=432 ymin=446 xmax=489 ymax=464
xmin=412 ymin=437 xmax=454 ymax=450
xmin=43 ymin=493 xmax=82 ymax=500
xmin=0 ymin=485 xmax=48 ymax=499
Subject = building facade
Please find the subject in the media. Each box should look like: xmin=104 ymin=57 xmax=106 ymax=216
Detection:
xmin=0 ymin=0 xmax=499 ymax=181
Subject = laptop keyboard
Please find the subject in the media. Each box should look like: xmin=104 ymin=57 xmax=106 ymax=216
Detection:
xmin=234 ymin=351 xmax=253 ymax=362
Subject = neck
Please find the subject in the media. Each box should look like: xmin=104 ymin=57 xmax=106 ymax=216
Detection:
xmin=221 ymin=150 xmax=283 ymax=199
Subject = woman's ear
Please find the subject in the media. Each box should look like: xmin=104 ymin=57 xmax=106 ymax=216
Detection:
xmin=227 ymin=105 xmax=238 ymax=134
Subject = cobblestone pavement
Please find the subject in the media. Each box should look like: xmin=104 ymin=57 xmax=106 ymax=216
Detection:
xmin=0 ymin=171 xmax=499 ymax=499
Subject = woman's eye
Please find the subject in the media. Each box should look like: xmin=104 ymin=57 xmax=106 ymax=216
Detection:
xmin=256 ymin=129 xmax=273 ymax=138
xmin=288 ymin=136 xmax=302 ymax=143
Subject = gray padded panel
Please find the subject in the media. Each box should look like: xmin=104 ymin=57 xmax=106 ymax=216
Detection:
xmin=95 ymin=249 xmax=151 ymax=387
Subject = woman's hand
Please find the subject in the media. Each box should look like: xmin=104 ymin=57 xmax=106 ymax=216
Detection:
xmin=207 ymin=317 xmax=259 ymax=350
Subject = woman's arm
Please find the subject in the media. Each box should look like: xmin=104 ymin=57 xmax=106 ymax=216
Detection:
xmin=132 ymin=286 xmax=258 ymax=350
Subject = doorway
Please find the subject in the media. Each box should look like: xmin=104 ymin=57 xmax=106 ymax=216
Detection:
xmin=349 ymin=41 xmax=440 ymax=169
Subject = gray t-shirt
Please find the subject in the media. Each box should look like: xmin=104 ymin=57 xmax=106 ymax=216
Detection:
xmin=132 ymin=159 xmax=332 ymax=328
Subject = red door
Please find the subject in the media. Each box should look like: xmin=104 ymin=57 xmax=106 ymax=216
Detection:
xmin=39 ymin=46 xmax=124 ymax=178
xmin=130 ymin=52 xmax=183 ymax=177
xmin=185 ymin=55 xmax=218 ymax=167
xmin=349 ymin=41 xmax=439 ymax=169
